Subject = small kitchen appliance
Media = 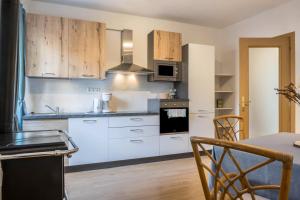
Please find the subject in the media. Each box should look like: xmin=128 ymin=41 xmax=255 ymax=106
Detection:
xmin=93 ymin=98 xmax=101 ymax=113
xmin=102 ymin=92 xmax=112 ymax=113
xmin=148 ymin=60 xmax=182 ymax=82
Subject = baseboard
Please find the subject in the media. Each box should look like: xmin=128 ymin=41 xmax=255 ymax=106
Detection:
xmin=65 ymin=150 xmax=210 ymax=173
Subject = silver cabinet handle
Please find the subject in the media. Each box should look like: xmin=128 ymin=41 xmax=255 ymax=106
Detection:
xmin=129 ymin=139 xmax=144 ymax=143
xmin=42 ymin=72 xmax=56 ymax=76
xmin=170 ymin=136 xmax=183 ymax=140
xmin=130 ymin=118 xmax=143 ymax=121
xmin=130 ymin=129 xmax=144 ymax=133
xmin=82 ymin=119 xmax=97 ymax=123
xmin=197 ymin=115 xmax=207 ymax=118
xmin=164 ymin=57 xmax=174 ymax=60
xmin=82 ymin=74 xmax=95 ymax=78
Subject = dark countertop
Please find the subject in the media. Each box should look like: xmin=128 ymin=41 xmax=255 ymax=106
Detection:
xmin=0 ymin=130 xmax=67 ymax=154
xmin=23 ymin=111 xmax=159 ymax=120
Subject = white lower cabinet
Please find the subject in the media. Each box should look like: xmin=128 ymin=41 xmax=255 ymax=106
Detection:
xmin=68 ymin=118 xmax=109 ymax=166
xmin=159 ymin=134 xmax=189 ymax=155
xmin=108 ymin=136 xmax=159 ymax=161
xmin=188 ymin=113 xmax=215 ymax=151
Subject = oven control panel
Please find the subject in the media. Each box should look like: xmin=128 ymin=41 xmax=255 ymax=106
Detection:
xmin=160 ymin=101 xmax=189 ymax=108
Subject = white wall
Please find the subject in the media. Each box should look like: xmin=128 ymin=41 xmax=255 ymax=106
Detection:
xmin=24 ymin=1 xmax=221 ymax=113
xmin=218 ymin=0 xmax=300 ymax=132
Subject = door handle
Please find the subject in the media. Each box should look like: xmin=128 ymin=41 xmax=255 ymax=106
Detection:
xmin=130 ymin=129 xmax=144 ymax=133
xmin=82 ymin=74 xmax=95 ymax=78
xmin=241 ymin=96 xmax=251 ymax=111
xmin=197 ymin=115 xmax=207 ymax=118
xmin=130 ymin=118 xmax=143 ymax=121
xmin=42 ymin=72 xmax=56 ymax=76
xmin=170 ymin=136 xmax=182 ymax=140
xmin=82 ymin=119 xmax=97 ymax=123
xmin=129 ymin=139 xmax=144 ymax=143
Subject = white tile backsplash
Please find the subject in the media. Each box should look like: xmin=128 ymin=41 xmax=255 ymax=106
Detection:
xmin=25 ymin=74 xmax=173 ymax=113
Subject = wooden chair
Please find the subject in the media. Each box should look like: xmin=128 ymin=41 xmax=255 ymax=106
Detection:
xmin=191 ymin=137 xmax=293 ymax=200
xmin=213 ymin=115 xmax=244 ymax=141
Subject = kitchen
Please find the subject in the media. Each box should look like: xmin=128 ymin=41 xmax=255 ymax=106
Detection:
xmin=15 ymin=1 xmax=222 ymax=198
xmin=23 ymin=22 xmax=217 ymax=167
xmin=1 ymin=0 xmax=240 ymax=199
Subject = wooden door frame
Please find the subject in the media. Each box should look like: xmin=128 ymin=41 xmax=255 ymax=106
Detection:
xmin=239 ymin=32 xmax=295 ymax=139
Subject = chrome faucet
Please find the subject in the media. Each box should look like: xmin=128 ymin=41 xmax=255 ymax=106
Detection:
xmin=45 ymin=105 xmax=60 ymax=114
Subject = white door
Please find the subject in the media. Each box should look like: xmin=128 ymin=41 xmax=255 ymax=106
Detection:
xmin=68 ymin=118 xmax=108 ymax=165
xmin=249 ymin=48 xmax=279 ymax=138
xmin=188 ymin=44 xmax=215 ymax=113
xmin=188 ymin=113 xmax=215 ymax=151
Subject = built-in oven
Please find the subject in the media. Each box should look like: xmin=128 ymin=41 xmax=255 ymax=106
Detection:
xmin=149 ymin=61 xmax=181 ymax=82
xmin=160 ymin=100 xmax=189 ymax=134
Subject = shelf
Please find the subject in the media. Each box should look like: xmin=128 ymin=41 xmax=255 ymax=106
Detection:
xmin=215 ymin=74 xmax=234 ymax=77
xmin=215 ymin=90 xmax=234 ymax=93
xmin=215 ymin=108 xmax=233 ymax=110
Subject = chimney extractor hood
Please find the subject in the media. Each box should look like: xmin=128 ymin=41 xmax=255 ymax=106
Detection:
xmin=107 ymin=29 xmax=153 ymax=75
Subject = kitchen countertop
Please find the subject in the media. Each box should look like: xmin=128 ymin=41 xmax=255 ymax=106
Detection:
xmin=0 ymin=130 xmax=67 ymax=154
xmin=23 ymin=111 xmax=159 ymax=120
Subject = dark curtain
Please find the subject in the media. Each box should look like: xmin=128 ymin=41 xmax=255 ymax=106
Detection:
xmin=15 ymin=4 xmax=26 ymax=131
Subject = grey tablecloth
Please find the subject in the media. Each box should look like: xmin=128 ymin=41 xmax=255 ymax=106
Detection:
xmin=212 ymin=133 xmax=300 ymax=200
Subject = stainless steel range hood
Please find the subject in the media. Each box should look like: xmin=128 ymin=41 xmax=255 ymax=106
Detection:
xmin=107 ymin=29 xmax=153 ymax=75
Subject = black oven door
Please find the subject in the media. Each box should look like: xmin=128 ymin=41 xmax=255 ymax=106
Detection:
xmin=160 ymin=108 xmax=189 ymax=134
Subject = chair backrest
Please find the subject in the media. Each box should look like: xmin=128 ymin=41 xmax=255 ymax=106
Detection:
xmin=191 ymin=137 xmax=293 ymax=200
xmin=213 ymin=115 xmax=244 ymax=141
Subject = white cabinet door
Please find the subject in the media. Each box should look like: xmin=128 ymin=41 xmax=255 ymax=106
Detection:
xmin=108 ymin=115 xmax=159 ymax=127
xmin=68 ymin=118 xmax=108 ymax=165
xmin=108 ymin=136 xmax=159 ymax=161
xmin=188 ymin=44 xmax=215 ymax=113
xmin=159 ymin=134 xmax=189 ymax=155
xmin=188 ymin=113 xmax=215 ymax=151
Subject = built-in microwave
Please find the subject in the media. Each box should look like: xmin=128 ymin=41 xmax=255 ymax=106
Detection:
xmin=148 ymin=61 xmax=181 ymax=82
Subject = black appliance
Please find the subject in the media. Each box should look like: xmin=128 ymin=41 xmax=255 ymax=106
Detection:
xmin=148 ymin=99 xmax=189 ymax=134
xmin=160 ymin=100 xmax=189 ymax=134
xmin=148 ymin=61 xmax=182 ymax=82
xmin=0 ymin=1 xmax=78 ymax=200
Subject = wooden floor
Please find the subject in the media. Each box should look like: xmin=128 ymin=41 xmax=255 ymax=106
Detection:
xmin=66 ymin=158 xmax=206 ymax=200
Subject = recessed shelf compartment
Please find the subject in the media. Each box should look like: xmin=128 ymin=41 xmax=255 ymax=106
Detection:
xmin=215 ymin=90 xmax=234 ymax=93
xmin=215 ymin=67 xmax=235 ymax=117
xmin=215 ymin=107 xmax=233 ymax=110
xmin=215 ymin=74 xmax=234 ymax=77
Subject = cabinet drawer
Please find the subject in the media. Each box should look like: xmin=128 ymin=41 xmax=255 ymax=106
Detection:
xmin=109 ymin=126 xmax=159 ymax=139
xmin=108 ymin=136 xmax=159 ymax=161
xmin=108 ymin=115 xmax=159 ymax=127
xmin=23 ymin=119 xmax=68 ymax=132
xmin=159 ymin=134 xmax=189 ymax=155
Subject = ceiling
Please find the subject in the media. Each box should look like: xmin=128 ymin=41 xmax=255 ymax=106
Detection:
xmin=33 ymin=0 xmax=291 ymax=28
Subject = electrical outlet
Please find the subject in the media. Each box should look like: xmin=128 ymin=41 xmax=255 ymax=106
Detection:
xmin=87 ymin=87 xmax=101 ymax=93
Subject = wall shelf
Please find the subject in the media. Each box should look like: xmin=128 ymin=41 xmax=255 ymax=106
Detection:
xmin=215 ymin=67 xmax=235 ymax=117
xmin=215 ymin=107 xmax=233 ymax=110
xmin=215 ymin=74 xmax=234 ymax=77
xmin=215 ymin=90 xmax=234 ymax=93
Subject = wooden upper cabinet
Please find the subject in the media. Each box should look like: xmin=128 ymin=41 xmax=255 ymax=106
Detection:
xmin=26 ymin=14 xmax=69 ymax=78
xmin=153 ymin=30 xmax=170 ymax=61
xmin=152 ymin=30 xmax=182 ymax=62
xmin=169 ymin=32 xmax=182 ymax=62
xmin=68 ymin=19 xmax=106 ymax=79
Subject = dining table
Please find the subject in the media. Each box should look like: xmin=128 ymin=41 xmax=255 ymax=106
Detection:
xmin=212 ymin=133 xmax=300 ymax=200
